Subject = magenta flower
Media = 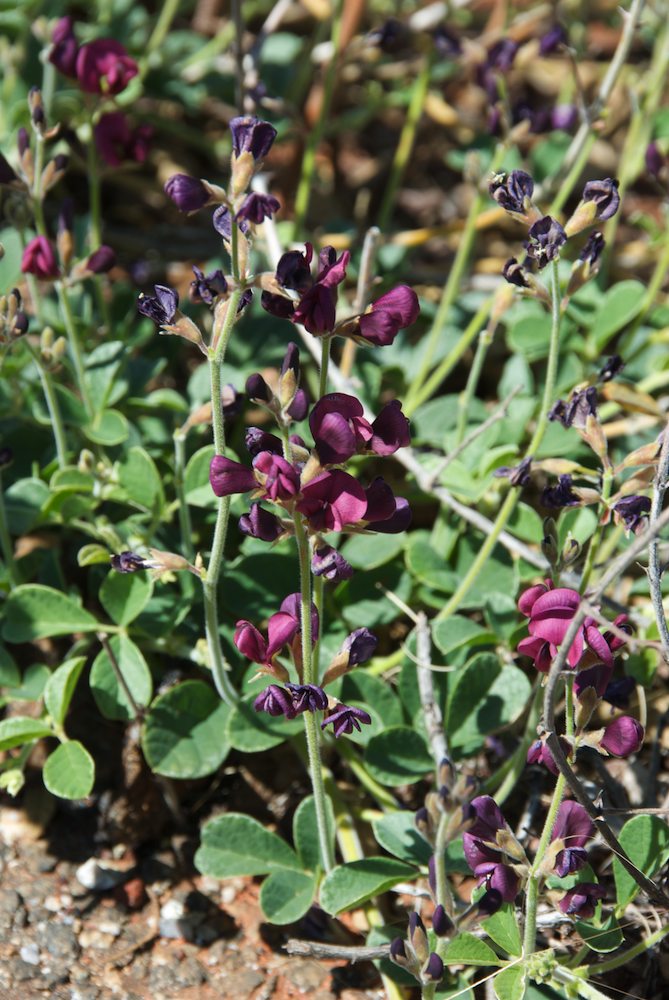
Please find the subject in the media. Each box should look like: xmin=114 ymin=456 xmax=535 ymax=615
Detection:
xmin=235 ymin=594 xmax=318 ymax=669
xmin=84 ymin=246 xmax=116 ymax=274
xmin=253 ymin=452 xmax=301 ymax=501
xmin=370 ymin=400 xmax=411 ymax=454
xmin=599 ymin=716 xmax=644 ymax=757
xmin=76 ymin=39 xmax=138 ymax=95
xmin=209 ymin=455 xmax=257 ymax=497
xmin=21 ymin=236 xmax=59 ymax=280
xmin=527 ymin=736 xmax=572 ymax=776
xmin=309 ymin=393 xmax=410 ymax=465
xmin=49 ymin=16 xmax=79 ymax=78
xmin=321 ymin=703 xmax=372 ymax=738
xmin=165 ymin=174 xmax=211 ymax=213
xmin=293 ymin=247 xmax=350 ymax=335
xmin=357 ymin=286 xmax=420 ymax=347
xmin=551 ymin=801 xmax=593 ymax=876
xmin=518 ymin=584 xmax=614 ymax=671
xmin=239 ymin=503 xmax=283 ymax=542
xmin=559 ymin=883 xmax=605 ymax=918
xmin=94 ymin=112 xmax=152 ymax=166
xmin=296 ymin=469 xmax=368 ymax=531
xmin=235 ymin=621 xmax=270 ymax=665
xmin=311 ymin=545 xmax=354 ymax=581
xmin=253 ymin=684 xmax=296 ymax=718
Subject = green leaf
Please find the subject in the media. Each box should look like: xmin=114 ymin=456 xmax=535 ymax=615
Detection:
xmin=482 ymin=904 xmax=522 ymax=957
xmin=117 ymin=446 xmax=165 ymax=511
xmin=450 ymin=663 xmax=531 ymax=751
xmin=432 ymin=616 xmax=496 ymax=657
xmin=5 ymin=478 xmax=50 ymax=533
xmin=406 ymin=536 xmax=458 ymax=592
xmin=0 ymin=716 xmax=54 ymax=750
xmin=340 ymin=562 xmax=412 ymax=629
xmin=364 ymin=727 xmax=433 ymax=786
xmin=493 ymin=964 xmax=527 ymax=1000
xmin=84 ymin=408 xmax=129 ymax=446
xmin=340 ymin=532 xmax=405 ymax=570
xmin=90 ymin=636 xmax=153 ymax=721
xmin=293 ymin=795 xmax=336 ymax=872
xmin=141 ymin=680 xmax=230 ymax=778
xmin=260 ymin=870 xmax=316 ymax=924
xmin=446 ymin=653 xmax=500 ymax=733
xmin=99 ymin=570 xmax=153 ymax=626
xmin=225 ymin=695 xmax=303 ymax=752
xmin=592 ymin=280 xmax=645 ymax=350
xmin=441 ymin=933 xmax=503 ymax=967
xmin=43 ymin=740 xmax=94 ymax=799
xmin=372 ymin=811 xmax=433 ymax=866
xmin=184 ymin=445 xmax=216 ymax=507
xmin=77 ymin=543 xmax=112 ymax=567
xmin=319 ymin=857 xmax=416 ymax=915
xmin=340 ymin=671 xmax=403 ymax=731
xmin=195 ymin=813 xmax=302 ymax=877
xmin=2 ymin=663 xmax=51 ymax=701
xmin=574 ymin=913 xmax=623 ymax=954
xmin=612 ymin=814 xmax=669 ymax=911
xmin=0 ymin=643 xmax=20 ymax=688
xmin=44 ymin=657 xmax=86 ymax=727
xmin=2 ymin=585 xmax=98 ymax=642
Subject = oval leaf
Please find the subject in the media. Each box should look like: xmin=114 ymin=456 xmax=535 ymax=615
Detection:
xmin=442 ymin=933 xmax=503 ymax=968
xmin=141 ymin=680 xmax=230 ymax=778
xmin=90 ymin=636 xmax=153 ymax=721
xmin=99 ymin=571 xmax=153 ymax=626
xmin=364 ymin=727 xmax=433 ymax=786
xmin=195 ymin=813 xmax=301 ymax=878
xmin=43 ymin=740 xmax=94 ymax=799
xmin=612 ymin=814 xmax=669 ymax=911
xmin=482 ymin=904 xmax=522 ymax=957
xmin=293 ymin=795 xmax=336 ymax=873
xmin=44 ymin=656 xmax=86 ymax=727
xmin=2 ymin=585 xmax=98 ymax=642
xmin=319 ymin=858 xmax=416 ymax=915
xmin=493 ymin=964 xmax=527 ymax=1000
xmin=0 ymin=716 xmax=54 ymax=751
xmin=260 ymin=870 xmax=316 ymax=925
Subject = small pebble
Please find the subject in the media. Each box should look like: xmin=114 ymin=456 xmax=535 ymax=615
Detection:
xmin=19 ymin=942 xmax=40 ymax=965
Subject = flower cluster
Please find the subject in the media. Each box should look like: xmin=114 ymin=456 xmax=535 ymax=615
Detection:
xmin=389 ymin=912 xmax=445 ymax=987
xmin=49 ymin=18 xmax=138 ymax=95
xmin=462 ymin=796 xmax=527 ymax=913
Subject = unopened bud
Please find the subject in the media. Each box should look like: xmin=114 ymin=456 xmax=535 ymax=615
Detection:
xmin=408 ymin=912 xmax=429 ymax=965
xmin=29 ymin=87 xmax=46 ymax=133
xmin=541 ymin=516 xmax=559 ymax=567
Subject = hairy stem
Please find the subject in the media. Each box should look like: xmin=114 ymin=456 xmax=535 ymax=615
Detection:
xmin=173 ymin=430 xmax=194 ymax=560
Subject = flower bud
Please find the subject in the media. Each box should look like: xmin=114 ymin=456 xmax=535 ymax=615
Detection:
xmin=408 ymin=913 xmax=429 ymax=965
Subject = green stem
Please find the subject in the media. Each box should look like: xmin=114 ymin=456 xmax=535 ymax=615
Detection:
xmin=293 ymin=511 xmax=335 ymax=872
xmin=146 ymin=0 xmax=182 ymax=57
xmin=202 ymin=290 xmax=242 ymax=706
xmin=291 ymin=0 xmax=343 ymax=239
xmin=28 ymin=346 xmax=68 ymax=468
xmin=405 ymin=146 xmax=504 ymax=412
xmin=319 ymin=336 xmax=330 ymax=399
xmin=405 ymin=296 xmax=492 ymax=417
xmin=335 ymin=739 xmax=398 ymax=809
xmin=56 ymin=283 xmax=93 ymax=417
xmin=454 ymin=322 xmax=493 ymax=446
xmin=0 ymin=471 xmax=19 ymax=587
xmin=377 ymin=51 xmax=433 ymax=232
xmin=435 ymin=259 xmax=562 ymax=622
xmin=579 ymin=467 xmax=613 ymax=594
xmin=173 ymin=431 xmax=194 ymax=560
xmin=523 ymin=772 xmax=566 ymax=956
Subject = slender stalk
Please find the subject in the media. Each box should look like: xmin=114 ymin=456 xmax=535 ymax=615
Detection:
xmin=523 ymin=772 xmax=567 ymax=956
xmin=433 ymin=813 xmax=456 ymax=917
xmin=32 ymin=134 xmax=47 ymax=235
xmin=377 ymin=51 xmax=433 ymax=232
xmin=293 ymin=511 xmax=335 ymax=872
xmin=405 ymin=146 xmax=504 ymax=412
xmin=435 ymin=260 xmax=562 ymax=622
xmin=173 ymin=430 xmax=194 ymax=560
xmin=97 ymin=632 xmax=142 ymax=718
xmin=23 ymin=339 xmax=68 ymax=468
xmin=579 ymin=467 xmax=613 ymax=594
xmin=291 ymin=0 xmax=343 ymax=239
xmin=146 ymin=0 xmax=182 ymax=57
xmin=56 ymin=283 xmax=93 ymax=416
xmin=318 ymin=336 xmax=330 ymax=400
xmin=340 ymin=225 xmax=380 ymax=379
xmin=0 ymin=471 xmax=19 ymax=587
xmin=454 ymin=323 xmax=493 ymax=446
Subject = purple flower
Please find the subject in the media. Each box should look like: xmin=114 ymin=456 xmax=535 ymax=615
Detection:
xmin=239 ymin=503 xmax=283 ymax=542
xmin=254 ymin=684 xmax=296 ymax=718
xmin=520 ymin=585 xmax=613 ymax=670
xmin=137 ymin=284 xmax=179 ymax=326
xmin=311 ymin=545 xmax=354 ymax=581
xmin=489 ymin=170 xmax=534 ymax=217
xmin=646 ymin=142 xmax=664 ymax=178
xmin=371 ymin=400 xmax=411 ymax=455
xmin=49 ymin=16 xmax=79 ymax=77
xmin=363 ymin=477 xmax=399 ymax=523
xmin=21 ymin=237 xmax=59 ymax=280
xmin=367 ymin=18 xmax=407 ymax=53
xmin=366 ymin=495 xmax=411 ymax=533
xmin=559 ymin=883 xmax=606 ymax=918
xmin=603 ymin=676 xmax=636 ymax=709
xmin=549 ymin=387 xmax=598 ymax=429
xmin=551 ymin=801 xmax=593 ymax=877
xmin=574 ymin=662 xmax=614 ymax=701
xmin=85 ymin=246 xmax=116 ymax=274
xmin=579 ymin=231 xmax=605 ymax=267
xmin=276 ymin=244 xmax=314 ymax=294
xmin=527 ymin=736 xmax=573 ymax=776
xmin=542 ymin=475 xmax=580 ymax=509
xmin=274 ymin=592 xmax=319 ymax=648
xmin=111 ymin=551 xmax=149 ymax=573
xmin=190 ymin=266 xmax=227 ymax=305
xmin=309 ymin=393 xmax=373 ymax=464
xmin=487 ymin=38 xmax=518 ymax=73
xmin=212 ymin=206 xmax=250 ymax=241
xmin=433 ymin=25 xmax=461 ymax=58
xmin=245 ymin=427 xmax=283 ymax=456
xmin=236 ymin=192 xmax=280 ymax=224
xmin=293 ymin=248 xmax=350 ymax=335
xmin=235 ymin=621 xmax=270 ymax=665
xmin=539 ymin=24 xmax=567 ymax=55
xmin=76 ymin=39 xmax=138 ymax=95
xmin=598 ymin=355 xmax=624 ymax=383
xmin=502 ymin=257 xmax=531 ymax=288
xmin=389 ymin=937 xmax=409 ymax=966
xmin=462 ymin=796 xmax=520 ymax=904
xmin=357 ymin=286 xmax=420 ymax=347
xmin=524 ymin=215 xmax=567 ymax=267
xmin=209 ymin=455 xmax=257 ymax=497
xmin=0 ymin=152 xmax=18 ymax=185
xmin=321 ymin=703 xmax=372 ymax=738
xmin=297 ymin=469 xmax=368 ymax=532
xmin=600 ymin=716 xmax=644 ymax=757
xmin=422 ymin=953 xmax=444 ymax=984
xmin=165 ymin=174 xmax=211 ymax=213
xmin=552 ymin=104 xmax=578 ymax=131
xmin=613 ymin=495 xmax=651 ymax=535
xmin=340 ymin=628 xmax=378 ymax=666
xmin=288 ymin=389 xmax=309 ymax=420
xmin=229 ymin=116 xmax=277 ymax=161
xmin=253 ymin=451 xmax=301 ymax=501
xmin=94 ymin=112 xmax=152 ymax=166
xmin=494 ymin=457 xmax=532 ymax=486
xmin=582 ymin=178 xmax=620 ymax=221
xmin=431 ymin=904 xmax=452 ymax=938
xmin=286 ymin=683 xmax=328 ymax=713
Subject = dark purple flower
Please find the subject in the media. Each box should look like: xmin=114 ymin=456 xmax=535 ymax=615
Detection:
xmin=603 ymin=676 xmax=636 ymax=709
xmin=190 ymin=266 xmax=227 ymax=305
xmin=310 ymin=393 xmax=373 ymax=464
xmin=362 ymin=477 xmax=398 ymax=523
xmin=551 ymin=801 xmax=593 ymax=877
xmin=49 ymin=16 xmax=79 ymax=77
xmin=239 ymin=503 xmax=283 ymax=542
xmin=494 ymin=456 xmax=532 ymax=486
xmin=254 ymin=684 xmax=296 ymax=718
xmin=76 ymin=39 xmax=138 ymax=95
xmin=646 ymin=142 xmax=664 ymax=178
xmin=273 ymin=592 xmax=319 ymax=648
xmin=527 ymin=736 xmax=572 ymax=777
xmin=367 ymin=18 xmax=407 ymax=53
xmin=322 ymin=703 xmax=372 ymax=738
xmin=600 ymin=716 xmax=644 ymax=757
xmin=552 ymin=104 xmax=578 ymax=131
xmin=111 ymin=551 xmax=149 ymax=573
xmin=389 ymin=938 xmax=409 ymax=966
xmin=371 ymin=400 xmax=411 ymax=455
xmin=137 ymin=285 xmax=179 ymax=326
xmin=297 ymin=470 xmax=368 ymax=532
xmin=165 ymin=174 xmax=211 ymax=213
xmin=0 ymin=152 xmax=18 ymax=185
xmin=579 ymin=231 xmax=605 ymax=267
xmin=340 ymin=628 xmax=378 ymax=666
xmin=549 ymin=386 xmax=598 ymax=430
xmin=477 ymin=888 xmax=504 ymax=916
xmin=85 ymin=246 xmax=116 ymax=274
xmin=487 ymin=38 xmax=518 ymax=73
xmin=573 ymin=662 xmax=614 ymax=701
xmin=212 ymin=205 xmax=250 ymax=240
xmin=367 ymin=495 xmax=412 ymax=533
xmin=236 ymin=192 xmax=280 ymax=224
xmin=431 ymin=904 xmax=452 ymax=938
xmin=542 ymin=475 xmax=580 ymax=509
xmin=276 ymin=244 xmax=314 ymax=294
xmin=525 ymin=215 xmax=567 ymax=267
xmin=209 ymin=455 xmax=257 ymax=497
xmin=603 ymin=613 xmax=634 ymax=652
xmin=286 ymin=682 xmax=328 ymax=713
xmin=245 ymin=427 xmax=283 ymax=456
xmin=422 ymin=953 xmax=444 ymax=983
xmin=94 ymin=112 xmax=152 ymax=166
xmin=21 ymin=237 xmax=59 ymax=280
xmin=357 ymin=285 xmax=420 ymax=347
xmin=502 ymin=257 xmax=531 ymax=288
xmin=235 ymin=621 xmax=269 ymax=664
xmin=229 ymin=116 xmax=277 ymax=161
xmin=559 ymin=883 xmax=606 ymax=918
xmin=540 ymin=24 xmax=567 ymax=55
xmin=245 ymin=373 xmax=273 ymax=403
xmin=582 ymin=178 xmax=620 ymax=221
xmin=462 ymin=797 xmax=521 ymax=904
xmin=433 ymin=25 xmax=461 ymax=58
xmin=293 ymin=248 xmax=350 ymax=335
xmin=613 ymin=495 xmax=651 ymax=534
xmin=253 ymin=451 xmax=301 ymax=501
xmin=598 ymin=355 xmax=624 ymax=383
xmin=311 ymin=545 xmax=354 ymax=581
xmin=490 ymin=170 xmax=534 ymax=216
xmin=0 ymin=447 xmax=13 ymax=468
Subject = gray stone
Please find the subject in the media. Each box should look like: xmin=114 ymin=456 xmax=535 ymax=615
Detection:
xmin=43 ymin=921 xmax=80 ymax=960
xmin=20 ymin=942 xmax=40 ymax=965
xmin=284 ymin=959 xmax=328 ymax=992
xmin=215 ymin=969 xmax=264 ymax=996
